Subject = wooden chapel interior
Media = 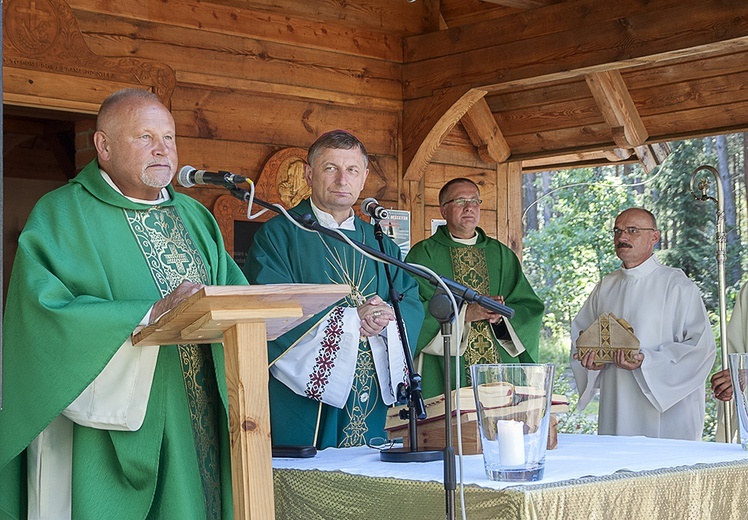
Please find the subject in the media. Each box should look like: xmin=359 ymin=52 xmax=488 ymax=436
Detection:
xmin=4 ymin=0 xmax=748 ymax=298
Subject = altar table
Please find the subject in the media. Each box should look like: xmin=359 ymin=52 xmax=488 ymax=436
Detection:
xmin=272 ymin=434 xmax=748 ymax=519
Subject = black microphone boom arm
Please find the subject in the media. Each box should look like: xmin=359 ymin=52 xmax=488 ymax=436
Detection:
xmin=229 ymin=188 xmax=514 ymax=319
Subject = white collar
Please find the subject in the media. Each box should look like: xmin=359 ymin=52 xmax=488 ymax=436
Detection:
xmin=100 ymin=170 xmax=170 ymax=205
xmin=310 ymin=198 xmax=356 ymax=231
xmin=621 ymin=254 xmax=660 ymax=278
xmin=449 ymin=231 xmax=478 ymax=246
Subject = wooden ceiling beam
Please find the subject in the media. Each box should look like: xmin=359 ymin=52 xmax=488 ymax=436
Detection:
xmin=604 ymin=148 xmax=634 ymax=161
xmin=634 ymin=142 xmax=672 ymax=173
xmin=461 ymin=98 xmax=511 ymax=163
xmin=585 ymin=70 xmax=648 ymax=148
xmin=480 ymin=0 xmax=556 ymax=7
xmin=521 ymin=148 xmax=633 ymax=170
xmin=405 ymin=0 xmax=748 ymax=67
xmin=403 ymin=0 xmax=748 ymax=180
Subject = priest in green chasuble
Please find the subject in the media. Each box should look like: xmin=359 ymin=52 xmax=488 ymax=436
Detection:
xmin=405 ymin=178 xmax=544 ymax=399
xmin=244 ymin=130 xmax=424 ymax=449
xmin=0 ymin=89 xmax=246 ymax=520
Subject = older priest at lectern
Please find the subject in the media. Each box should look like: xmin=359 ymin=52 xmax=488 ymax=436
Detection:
xmin=571 ymin=208 xmax=716 ymax=441
xmin=0 ymin=89 xmax=247 ymax=520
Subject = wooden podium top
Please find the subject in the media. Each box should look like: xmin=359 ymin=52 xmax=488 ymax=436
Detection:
xmin=132 ymin=284 xmax=350 ymax=346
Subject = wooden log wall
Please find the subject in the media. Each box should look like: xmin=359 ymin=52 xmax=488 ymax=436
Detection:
xmin=3 ymin=0 xmax=523 ymax=256
xmin=61 ymin=0 xmax=430 ymax=215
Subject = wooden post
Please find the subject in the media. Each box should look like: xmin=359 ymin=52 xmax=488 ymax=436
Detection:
xmin=223 ymin=321 xmax=274 ymax=519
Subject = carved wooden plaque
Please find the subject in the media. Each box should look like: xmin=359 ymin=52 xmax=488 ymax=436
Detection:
xmin=214 ymin=147 xmax=309 ymax=266
xmin=3 ymin=0 xmax=175 ymax=111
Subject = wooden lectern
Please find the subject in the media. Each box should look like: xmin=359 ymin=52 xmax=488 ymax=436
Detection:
xmin=132 ymin=284 xmax=350 ymax=520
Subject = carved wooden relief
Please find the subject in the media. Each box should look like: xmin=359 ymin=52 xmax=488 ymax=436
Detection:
xmin=254 ymin=147 xmax=311 ymax=208
xmin=214 ymin=147 xmax=310 ymax=264
xmin=3 ymin=0 xmax=175 ymax=110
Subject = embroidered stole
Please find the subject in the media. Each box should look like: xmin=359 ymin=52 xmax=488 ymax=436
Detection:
xmin=449 ymin=246 xmax=500 ymax=385
xmin=318 ymin=233 xmax=380 ymax=448
xmin=125 ymin=206 xmax=222 ymax=519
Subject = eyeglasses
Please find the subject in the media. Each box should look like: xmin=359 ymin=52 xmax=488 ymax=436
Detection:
xmin=442 ymin=197 xmax=482 ymax=207
xmin=612 ymin=226 xmax=657 ymax=236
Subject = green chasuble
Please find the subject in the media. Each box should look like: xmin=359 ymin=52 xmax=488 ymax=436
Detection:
xmin=0 ymin=159 xmax=247 ymax=520
xmin=244 ymin=198 xmax=424 ymax=449
xmin=405 ymin=225 xmax=544 ymax=399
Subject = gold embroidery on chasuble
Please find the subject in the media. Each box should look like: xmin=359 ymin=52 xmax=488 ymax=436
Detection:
xmin=317 ymin=234 xmax=380 ymax=448
xmin=449 ymin=246 xmax=500 ymax=385
xmin=125 ymin=206 xmax=222 ymax=519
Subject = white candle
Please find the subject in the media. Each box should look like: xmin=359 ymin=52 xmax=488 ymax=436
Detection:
xmin=496 ymin=420 xmax=525 ymax=466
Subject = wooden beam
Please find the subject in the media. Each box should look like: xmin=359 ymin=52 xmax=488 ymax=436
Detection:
xmin=604 ymin=148 xmax=634 ymax=161
xmin=461 ymin=98 xmax=511 ymax=163
xmin=585 ymin=70 xmax=648 ymax=147
xmin=480 ymin=0 xmax=557 ymax=7
xmin=438 ymin=12 xmax=449 ymax=31
xmin=495 ymin=162 xmax=524 ymax=257
xmin=521 ymin=158 xmax=640 ymax=173
xmin=635 ymin=145 xmax=657 ymax=173
xmin=401 ymin=0 xmax=748 ymax=180
xmin=404 ymin=0 xmax=748 ymax=97
xmin=635 ymin=142 xmax=672 ymax=173
xmin=506 ymin=162 xmax=524 ymax=258
xmin=177 ymin=71 xmax=402 ymax=111
xmin=69 ymin=0 xmax=433 ymax=61
xmin=650 ymin=142 xmax=672 ymax=163
xmin=521 ymin=149 xmax=634 ymax=169
xmin=404 ymin=0 xmax=748 ymax=67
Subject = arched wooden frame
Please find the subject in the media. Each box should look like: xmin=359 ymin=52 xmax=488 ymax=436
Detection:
xmin=214 ymin=147 xmax=309 ymax=261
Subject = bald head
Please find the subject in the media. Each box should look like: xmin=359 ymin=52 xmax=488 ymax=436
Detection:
xmin=613 ymin=207 xmax=661 ymax=269
xmin=96 ymin=89 xmax=164 ymax=134
xmin=617 ymin=208 xmax=657 ymax=229
xmin=93 ymin=89 xmax=177 ymax=200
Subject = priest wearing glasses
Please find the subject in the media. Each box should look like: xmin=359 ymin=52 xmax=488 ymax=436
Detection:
xmin=405 ymin=178 xmax=544 ymax=399
xmin=571 ymin=207 xmax=716 ymax=440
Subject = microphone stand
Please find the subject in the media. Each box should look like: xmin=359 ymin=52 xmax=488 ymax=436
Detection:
xmin=229 ymin=188 xmax=513 ymax=518
xmin=428 ymin=290 xmax=461 ymax=520
xmin=370 ymin=218 xmax=442 ymax=463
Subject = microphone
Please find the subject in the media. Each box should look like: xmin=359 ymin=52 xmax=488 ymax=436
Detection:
xmin=177 ymin=165 xmax=248 ymax=188
xmin=361 ymin=197 xmax=389 ymax=220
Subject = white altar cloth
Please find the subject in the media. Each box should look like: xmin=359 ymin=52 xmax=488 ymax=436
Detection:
xmin=272 ymin=433 xmax=748 ymax=490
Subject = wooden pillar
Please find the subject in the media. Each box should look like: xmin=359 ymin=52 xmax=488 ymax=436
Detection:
xmin=406 ymin=178 xmax=426 ymax=245
xmin=496 ymin=161 xmax=524 ymax=259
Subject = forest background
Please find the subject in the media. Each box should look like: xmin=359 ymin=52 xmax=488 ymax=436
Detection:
xmin=522 ymin=132 xmax=747 ymax=440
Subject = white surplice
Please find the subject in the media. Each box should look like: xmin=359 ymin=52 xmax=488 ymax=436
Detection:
xmin=571 ymin=255 xmax=716 ymax=440
xmin=29 ymin=311 xmax=159 ymax=520
xmin=269 ymin=201 xmax=408 ymax=409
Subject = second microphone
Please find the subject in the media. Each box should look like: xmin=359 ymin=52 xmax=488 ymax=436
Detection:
xmin=361 ymin=198 xmax=389 ymax=220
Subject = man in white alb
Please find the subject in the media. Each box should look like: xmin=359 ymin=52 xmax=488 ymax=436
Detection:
xmin=571 ymin=208 xmax=716 ymax=440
